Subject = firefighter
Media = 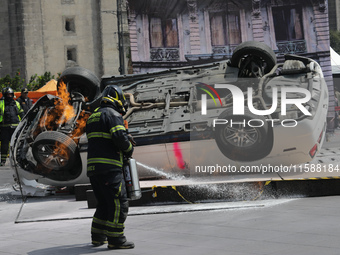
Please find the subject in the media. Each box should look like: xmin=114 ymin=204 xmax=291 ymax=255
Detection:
xmin=0 ymin=87 xmax=24 ymax=166
xmin=16 ymin=88 xmax=33 ymax=114
xmin=86 ymin=85 xmax=134 ymax=249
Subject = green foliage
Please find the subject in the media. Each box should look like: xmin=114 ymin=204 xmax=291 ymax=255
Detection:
xmin=330 ymin=30 xmax=340 ymax=54
xmin=26 ymin=72 xmax=56 ymax=91
xmin=0 ymin=70 xmax=25 ymax=92
xmin=0 ymin=70 xmax=58 ymax=92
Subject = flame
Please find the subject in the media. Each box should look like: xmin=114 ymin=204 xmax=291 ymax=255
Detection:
xmin=36 ymin=81 xmax=90 ymax=172
xmin=38 ymin=81 xmax=76 ymax=130
xmin=38 ymin=81 xmax=90 ymax=135
xmin=71 ymin=110 xmax=90 ymax=139
xmin=56 ymin=81 xmax=76 ymax=125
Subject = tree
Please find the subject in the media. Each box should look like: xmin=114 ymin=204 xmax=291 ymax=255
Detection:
xmin=0 ymin=70 xmax=25 ymax=92
xmin=26 ymin=72 xmax=57 ymax=91
xmin=330 ymin=30 xmax=340 ymax=54
xmin=0 ymin=70 xmax=58 ymax=92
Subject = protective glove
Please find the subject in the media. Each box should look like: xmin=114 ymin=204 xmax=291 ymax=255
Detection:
xmin=127 ymin=134 xmax=136 ymax=146
xmin=124 ymin=146 xmax=134 ymax=159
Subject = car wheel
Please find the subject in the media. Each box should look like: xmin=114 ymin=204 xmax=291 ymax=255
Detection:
xmin=32 ymin=131 xmax=77 ymax=171
xmin=214 ymin=108 xmax=269 ymax=162
xmin=57 ymin=66 xmax=100 ymax=102
xmin=230 ymin=41 xmax=277 ymax=75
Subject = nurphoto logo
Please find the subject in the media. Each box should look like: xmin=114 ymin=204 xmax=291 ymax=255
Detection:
xmin=200 ymin=83 xmax=312 ymax=128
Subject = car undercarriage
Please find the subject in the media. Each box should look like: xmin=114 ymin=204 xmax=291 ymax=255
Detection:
xmin=10 ymin=41 xmax=328 ymax=185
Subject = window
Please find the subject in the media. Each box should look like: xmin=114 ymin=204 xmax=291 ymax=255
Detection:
xmin=210 ymin=13 xmax=225 ymax=46
xmin=228 ymin=13 xmax=241 ymax=45
xmin=67 ymin=47 xmax=77 ymax=62
xmin=64 ymin=17 xmax=75 ymax=34
xmin=210 ymin=11 xmax=241 ymax=46
xmin=272 ymin=6 xmax=304 ymax=41
xmin=150 ymin=17 xmax=179 ymax=48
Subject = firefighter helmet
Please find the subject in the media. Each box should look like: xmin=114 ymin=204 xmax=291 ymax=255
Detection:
xmin=101 ymin=85 xmax=127 ymax=114
xmin=2 ymin=87 xmax=14 ymax=98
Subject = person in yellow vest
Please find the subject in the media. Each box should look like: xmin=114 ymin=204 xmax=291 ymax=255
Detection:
xmin=0 ymin=87 xmax=24 ymax=166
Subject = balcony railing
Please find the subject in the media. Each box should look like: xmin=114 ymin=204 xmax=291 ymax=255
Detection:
xmin=150 ymin=48 xmax=180 ymax=61
xmin=276 ymin=40 xmax=307 ymax=55
xmin=212 ymin=45 xmax=238 ymax=55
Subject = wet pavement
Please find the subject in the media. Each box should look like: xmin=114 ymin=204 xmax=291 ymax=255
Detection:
xmin=1 ymin=190 xmax=340 ymax=255
xmin=1 ymin=130 xmax=340 ymax=254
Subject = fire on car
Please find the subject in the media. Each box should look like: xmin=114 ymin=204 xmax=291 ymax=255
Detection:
xmin=10 ymin=41 xmax=328 ymax=187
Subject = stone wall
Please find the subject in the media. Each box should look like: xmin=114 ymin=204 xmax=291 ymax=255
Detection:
xmin=0 ymin=0 xmax=128 ymax=82
xmin=0 ymin=0 xmax=11 ymax=78
xmin=0 ymin=0 xmax=26 ymax=79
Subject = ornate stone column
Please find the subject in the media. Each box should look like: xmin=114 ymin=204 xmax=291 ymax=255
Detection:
xmin=187 ymin=0 xmax=201 ymax=55
xmin=251 ymin=0 xmax=264 ymax=42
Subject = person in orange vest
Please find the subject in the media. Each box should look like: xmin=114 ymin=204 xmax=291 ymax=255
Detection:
xmin=0 ymin=87 xmax=24 ymax=166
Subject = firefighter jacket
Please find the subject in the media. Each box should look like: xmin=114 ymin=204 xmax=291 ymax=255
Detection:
xmin=16 ymin=96 xmax=33 ymax=114
xmin=86 ymin=105 xmax=133 ymax=177
xmin=0 ymin=99 xmax=24 ymax=127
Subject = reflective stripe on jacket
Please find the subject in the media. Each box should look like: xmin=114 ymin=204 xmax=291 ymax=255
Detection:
xmin=86 ymin=105 xmax=133 ymax=176
xmin=0 ymin=100 xmax=23 ymax=125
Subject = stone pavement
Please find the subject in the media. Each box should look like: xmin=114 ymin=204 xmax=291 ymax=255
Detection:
xmin=1 ymin=130 xmax=340 ymax=255
xmin=1 ymin=190 xmax=340 ymax=255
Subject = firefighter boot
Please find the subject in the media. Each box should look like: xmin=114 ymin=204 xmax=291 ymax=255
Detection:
xmin=108 ymin=241 xmax=135 ymax=249
xmin=91 ymin=233 xmax=107 ymax=247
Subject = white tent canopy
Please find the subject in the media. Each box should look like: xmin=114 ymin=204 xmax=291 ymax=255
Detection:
xmin=331 ymin=47 xmax=340 ymax=74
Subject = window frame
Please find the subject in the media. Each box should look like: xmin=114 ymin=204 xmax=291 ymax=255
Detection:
xmin=66 ymin=46 xmax=77 ymax=62
xmin=272 ymin=5 xmax=304 ymax=42
xmin=149 ymin=16 xmax=179 ymax=48
xmin=209 ymin=10 xmax=241 ymax=47
xmin=63 ymin=16 xmax=76 ymax=35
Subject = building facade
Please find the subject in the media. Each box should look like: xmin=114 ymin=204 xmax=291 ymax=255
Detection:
xmin=0 ymin=0 xmax=130 ymax=81
xmin=127 ymin=0 xmax=335 ymax=120
xmin=329 ymin=0 xmax=340 ymax=31
xmin=0 ymin=0 xmax=336 ymax=123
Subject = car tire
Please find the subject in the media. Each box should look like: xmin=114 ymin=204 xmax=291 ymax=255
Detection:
xmin=230 ymin=41 xmax=277 ymax=74
xmin=32 ymin=131 xmax=77 ymax=171
xmin=57 ymin=66 xmax=100 ymax=102
xmin=214 ymin=108 xmax=269 ymax=162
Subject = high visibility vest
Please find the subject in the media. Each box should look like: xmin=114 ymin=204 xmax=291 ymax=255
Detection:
xmin=0 ymin=100 xmax=23 ymax=124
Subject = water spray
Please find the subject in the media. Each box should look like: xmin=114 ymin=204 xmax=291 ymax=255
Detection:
xmin=136 ymin=161 xmax=185 ymax=180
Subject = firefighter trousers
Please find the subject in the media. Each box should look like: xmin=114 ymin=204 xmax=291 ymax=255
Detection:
xmin=0 ymin=126 xmax=16 ymax=163
xmin=89 ymin=171 xmax=129 ymax=245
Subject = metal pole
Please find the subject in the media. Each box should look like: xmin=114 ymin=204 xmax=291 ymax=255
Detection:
xmin=117 ymin=0 xmax=125 ymax=75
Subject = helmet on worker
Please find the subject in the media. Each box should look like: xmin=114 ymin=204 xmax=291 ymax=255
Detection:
xmin=2 ymin=87 xmax=14 ymax=100
xmin=101 ymin=85 xmax=127 ymax=114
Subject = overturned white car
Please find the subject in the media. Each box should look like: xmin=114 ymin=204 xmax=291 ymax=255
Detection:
xmin=10 ymin=41 xmax=328 ymax=186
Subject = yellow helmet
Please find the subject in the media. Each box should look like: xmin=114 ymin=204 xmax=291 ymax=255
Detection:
xmin=101 ymin=85 xmax=127 ymax=114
